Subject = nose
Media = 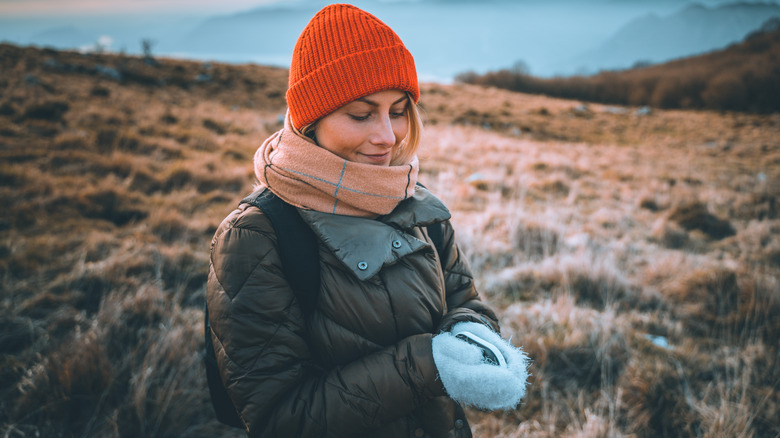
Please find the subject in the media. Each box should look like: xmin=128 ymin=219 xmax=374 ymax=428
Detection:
xmin=369 ymin=115 xmax=396 ymax=147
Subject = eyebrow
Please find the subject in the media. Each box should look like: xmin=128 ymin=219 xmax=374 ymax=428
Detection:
xmin=355 ymin=95 xmax=409 ymax=107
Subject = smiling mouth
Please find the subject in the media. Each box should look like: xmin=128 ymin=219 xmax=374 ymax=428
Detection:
xmin=362 ymin=152 xmax=391 ymax=163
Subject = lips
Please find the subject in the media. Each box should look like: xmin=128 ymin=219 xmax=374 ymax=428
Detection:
xmin=361 ymin=151 xmax=391 ymax=164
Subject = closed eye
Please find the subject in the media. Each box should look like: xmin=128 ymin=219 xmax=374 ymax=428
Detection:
xmin=391 ymin=104 xmax=409 ymax=118
xmin=348 ymin=113 xmax=371 ymax=121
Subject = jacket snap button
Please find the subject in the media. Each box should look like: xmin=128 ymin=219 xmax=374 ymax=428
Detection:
xmin=455 ymin=419 xmax=464 ymax=429
xmin=414 ymin=428 xmax=425 ymax=437
xmin=392 ymin=240 xmax=402 ymax=249
xmin=357 ymin=261 xmax=368 ymax=270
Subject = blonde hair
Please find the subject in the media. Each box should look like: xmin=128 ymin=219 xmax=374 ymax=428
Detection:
xmin=392 ymin=93 xmax=423 ymax=166
xmin=296 ymin=92 xmax=423 ymax=166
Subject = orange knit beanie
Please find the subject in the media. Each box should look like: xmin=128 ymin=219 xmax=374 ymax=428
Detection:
xmin=286 ymin=3 xmax=419 ymax=130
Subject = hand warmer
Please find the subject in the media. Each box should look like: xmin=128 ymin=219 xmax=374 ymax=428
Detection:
xmin=432 ymin=321 xmax=530 ymax=410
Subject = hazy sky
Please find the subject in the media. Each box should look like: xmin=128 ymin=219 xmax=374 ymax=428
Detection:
xmin=1 ymin=0 xmax=747 ymax=79
xmin=0 ymin=0 xmax=723 ymax=17
xmin=0 ymin=0 xmax=285 ymax=17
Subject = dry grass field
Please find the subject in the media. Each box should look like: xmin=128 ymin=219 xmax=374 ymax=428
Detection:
xmin=1 ymin=43 xmax=778 ymax=437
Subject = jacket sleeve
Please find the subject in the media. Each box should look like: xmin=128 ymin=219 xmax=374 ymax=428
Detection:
xmin=433 ymin=219 xmax=500 ymax=334
xmin=207 ymin=206 xmax=446 ymax=437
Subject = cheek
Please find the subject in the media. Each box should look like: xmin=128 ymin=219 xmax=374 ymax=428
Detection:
xmin=317 ymin=123 xmax=363 ymax=155
xmin=392 ymin=119 xmax=409 ymax=142
xmin=334 ymin=126 xmax=365 ymax=148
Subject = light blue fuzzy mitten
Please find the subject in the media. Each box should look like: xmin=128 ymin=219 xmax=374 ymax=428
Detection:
xmin=431 ymin=321 xmax=530 ymax=410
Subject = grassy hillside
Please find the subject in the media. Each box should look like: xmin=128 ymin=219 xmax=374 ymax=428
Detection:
xmin=1 ymin=43 xmax=779 ymax=437
xmin=457 ymin=21 xmax=780 ymax=113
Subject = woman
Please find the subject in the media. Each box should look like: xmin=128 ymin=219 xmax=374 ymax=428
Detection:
xmin=206 ymin=4 xmax=530 ymax=437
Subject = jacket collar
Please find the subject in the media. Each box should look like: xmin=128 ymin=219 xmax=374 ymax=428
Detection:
xmin=298 ymin=186 xmax=450 ymax=280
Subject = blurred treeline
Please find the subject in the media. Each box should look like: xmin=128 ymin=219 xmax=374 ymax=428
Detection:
xmin=457 ymin=19 xmax=780 ymax=113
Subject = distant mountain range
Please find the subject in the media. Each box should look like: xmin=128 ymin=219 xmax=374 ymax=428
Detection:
xmin=567 ymin=2 xmax=780 ymax=74
xmin=177 ymin=6 xmax=314 ymax=57
xmin=3 ymin=1 xmax=779 ymax=79
xmin=174 ymin=1 xmax=780 ymax=77
xmin=28 ymin=26 xmax=94 ymax=50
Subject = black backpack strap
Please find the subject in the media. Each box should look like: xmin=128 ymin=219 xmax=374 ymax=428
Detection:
xmin=204 ymin=188 xmax=320 ymax=428
xmin=241 ymin=189 xmax=321 ymax=319
xmin=204 ymin=304 xmax=243 ymax=428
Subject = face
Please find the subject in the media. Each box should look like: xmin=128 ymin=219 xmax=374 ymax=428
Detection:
xmin=313 ymin=90 xmax=409 ymax=166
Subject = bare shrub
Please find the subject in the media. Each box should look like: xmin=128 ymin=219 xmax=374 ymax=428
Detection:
xmin=529 ymin=177 xmax=570 ymax=198
xmin=22 ymin=118 xmax=60 ymax=137
xmin=148 ymin=209 xmax=190 ymax=244
xmin=0 ymin=316 xmax=38 ymax=354
xmin=730 ymin=268 xmax=780 ymax=344
xmin=0 ymin=100 xmax=17 ymax=116
xmin=53 ymin=130 xmax=92 ymax=150
xmin=195 ymin=171 xmax=248 ymax=194
xmin=542 ymin=332 xmax=628 ymax=393
xmin=45 ymin=306 xmax=89 ymax=343
xmin=619 ymin=351 xmax=696 ymax=436
xmin=0 ymin=119 xmax=20 ymax=137
xmin=77 ymin=187 xmax=148 ymax=226
xmin=693 ymin=369 xmax=757 ymax=438
xmin=95 ymin=127 xmax=119 ymax=153
xmin=14 ymin=330 xmax=115 ymax=436
xmin=538 ymin=253 xmax=631 ymax=309
xmin=0 ymin=163 xmax=27 ymax=189
xmin=19 ymin=288 xmax=85 ymax=318
xmin=78 ymin=108 xmax=125 ymax=130
xmin=503 ymin=297 xmax=631 ymax=414
xmin=2 ymin=234 xmax=61 ymax=279
xmin=659 ymin=265 xmax=778 ymax=341
xmin=736 ymin=220 xmax=780 ymax=265
xmin=702 ymin=72 xmax=748 ymax=111
xmin=20 ymin=100 xmax=69 ymax=122
xmin=116 ymin=129 xmax=148 ymax=153
xmin=127 ymin=310 xmax=215 ymax=437
xmin=158 ymin=248 xmax=208 ymax=305
xmin=129 ymin=167 xmax=164 ymax=193
xmin=513 ymin=220 xmax=560 ymax=261
xmin=202 ymin=118 xmax=227 ymax=135
xmin=164 ymin=165 xmax=194 ymax=192
xmin=650 ymin=218 xmax=690 ymax=250
xmin=730 ymin=189 xmax=779 ymax=221
xmin=638 ymin=195 xmax=661 ymax=211
xmin=667 ymin=201 xmax=735 ymax=240
xmin=565 ymin=264 xmax=630 ymax=309
xmin=481 ymin=264 xmax=555 ymax=303
xmin=160 ymin=112 xmax=178 ymax=125
xmin=81 ymin=230 xmax=121 ymax=263
xmin=90 ymin=86 xmax=111 ymax=97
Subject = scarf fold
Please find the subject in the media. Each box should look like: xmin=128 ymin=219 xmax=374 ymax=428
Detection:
xmin=254 ymin=113 xmax=419 ymax=218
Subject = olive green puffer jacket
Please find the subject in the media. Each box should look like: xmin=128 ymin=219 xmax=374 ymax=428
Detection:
xmin=207 ymin=186 xmax=499 ymax=437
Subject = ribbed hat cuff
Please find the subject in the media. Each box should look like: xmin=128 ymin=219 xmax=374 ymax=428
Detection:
xmin=287 ymin=44 xmax=419 ymax=129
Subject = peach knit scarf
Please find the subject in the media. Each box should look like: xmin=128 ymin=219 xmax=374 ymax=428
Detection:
xmin=253 ymin=114 xmax=418 ymax=218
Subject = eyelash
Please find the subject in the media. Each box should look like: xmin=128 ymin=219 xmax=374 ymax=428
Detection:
xmin=349 ymin=110 xmax=406 ymax=121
